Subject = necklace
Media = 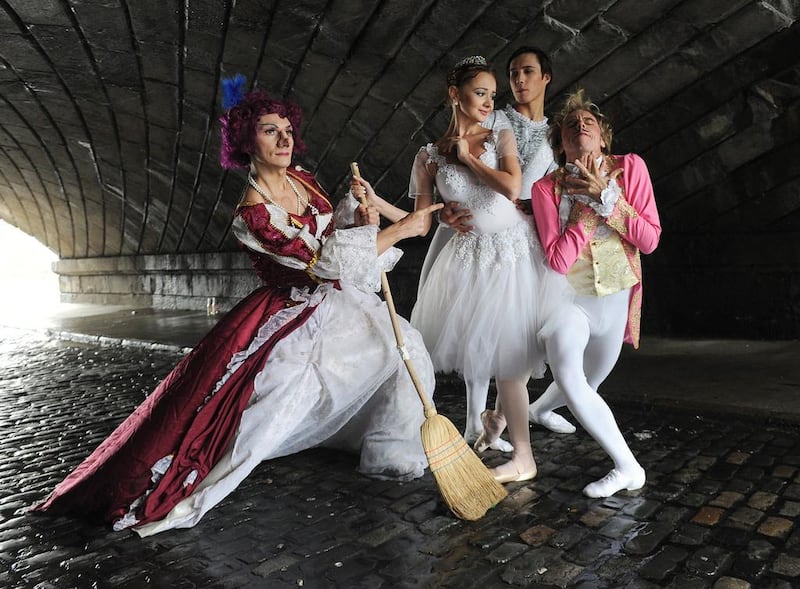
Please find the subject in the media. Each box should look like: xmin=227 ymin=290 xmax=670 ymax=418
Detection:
xmin=248 ymin=174 xmax=309 ymax=215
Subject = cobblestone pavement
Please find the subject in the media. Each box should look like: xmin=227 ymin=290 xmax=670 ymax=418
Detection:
xmin=2 ymin=327 xmax=800 ymax=589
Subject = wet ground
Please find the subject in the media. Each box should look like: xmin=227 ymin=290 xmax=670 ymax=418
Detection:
xmin=1 ymin=306 xmax=800 ymax=588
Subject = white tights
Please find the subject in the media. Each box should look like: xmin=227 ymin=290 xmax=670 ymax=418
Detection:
xmin=465 ymin=377 xmax=491 ymax=437
xmin=531 ymin=289 xmax=639 ymax=471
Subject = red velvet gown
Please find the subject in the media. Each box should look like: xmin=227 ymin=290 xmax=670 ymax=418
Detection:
xmin=33 ymin=167 xmax=432 ymax=535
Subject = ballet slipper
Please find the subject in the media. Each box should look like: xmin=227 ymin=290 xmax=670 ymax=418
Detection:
xmin=473 ymin=410 xmax=513 ymax=453
xmin=528 ymin=406 xmax=577 ymax=434
xmin=471 ymin=436 xmax=513 ymax=453
xmin=582 ymin=466 xmax=646 ymax=498
xmin=490 ymin=459 xmax=537 ymax=484
xmin=487 ymin=437 xmax=514 ymax=453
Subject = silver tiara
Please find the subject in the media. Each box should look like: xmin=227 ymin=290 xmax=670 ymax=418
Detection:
xmin=453 ymin=55 xmax=487 ymax=69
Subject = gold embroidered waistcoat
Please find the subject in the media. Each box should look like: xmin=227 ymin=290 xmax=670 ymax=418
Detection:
xmin=567 ymin=233 xmax=639 ymax=296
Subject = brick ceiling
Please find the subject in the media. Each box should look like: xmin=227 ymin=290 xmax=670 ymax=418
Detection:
xmin=0 ymin=0 xmax=798 ymax=261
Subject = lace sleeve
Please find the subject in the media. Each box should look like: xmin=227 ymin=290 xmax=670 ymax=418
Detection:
xmin=332 ymin=192 xmax=360 ymax=228
xmin=408 ymin=146 xmax=436 ymax=201
xmin=313 ymin=225 xmax=402 ymax=292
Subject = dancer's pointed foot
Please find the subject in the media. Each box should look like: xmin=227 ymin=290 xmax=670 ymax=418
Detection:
xmin=582 ymin=465 xmax=646 ymax=498
xmin=528 ymin=406 xmax=577 ymax=434
xmin=490 ymin=458 xmax=537 ymax=484
xmin=473 ymin=410 xmax=513 ymax=453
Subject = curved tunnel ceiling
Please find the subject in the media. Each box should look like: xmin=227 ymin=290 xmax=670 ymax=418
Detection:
xmin=0 ymin=0 xmax=798 ymax=261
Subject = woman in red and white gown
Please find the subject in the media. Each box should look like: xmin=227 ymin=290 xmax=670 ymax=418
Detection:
xmin=33 ymin=85 xmax=442 ymax=536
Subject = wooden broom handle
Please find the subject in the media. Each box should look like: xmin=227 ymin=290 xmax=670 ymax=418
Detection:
xmin=350 ymin=162 xmax=435 ymax=415
xmin=379 ymin=272 xmax=434 ymax=414
xmin=350 ymin=162 xmax=362 ymax=193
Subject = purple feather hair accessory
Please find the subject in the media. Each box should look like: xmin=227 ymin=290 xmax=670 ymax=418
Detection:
xmin=221 ymin=74 xmax=247 ymax=111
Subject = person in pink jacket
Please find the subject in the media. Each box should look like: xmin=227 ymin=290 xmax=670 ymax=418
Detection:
xmin=529 ymin=88 xmax=661 ymax=498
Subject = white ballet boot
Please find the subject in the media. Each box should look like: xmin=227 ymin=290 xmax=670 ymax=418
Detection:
xmin=583 ymin=465 xmax=646 ymax=498
xmin=528 ymin=405 xmax=577 ymax=434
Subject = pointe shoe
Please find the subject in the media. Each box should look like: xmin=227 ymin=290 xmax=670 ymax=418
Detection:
xmin=528 ymin=407 xmax=577 ymax=434
xmin=490 ymin=461 xmax=537 ymax=484
xmin=582 ymin=466 xmax=646 ymax=498
xmin=473 ymin=410 xmax=512 ymax=454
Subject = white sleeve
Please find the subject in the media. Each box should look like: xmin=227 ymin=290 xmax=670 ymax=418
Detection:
xmin=332 ymin=192 xmax=361 ymax=228
xmin=313 ymin=225 xmax=402 ymax=293
xmin=485 ymin=109 xmax=513 ymax=134
xmin=408 ymin=146 xmax=436 ymax=201
xmin=494 ymin=126 xmax=520 ymax=160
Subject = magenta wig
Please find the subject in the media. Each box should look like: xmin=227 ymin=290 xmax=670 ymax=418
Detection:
xmin=219 ymin=89 xmax=306 ymax=170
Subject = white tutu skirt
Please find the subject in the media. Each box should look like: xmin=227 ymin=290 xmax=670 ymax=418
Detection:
xmin=411 ymin=221 xmax=570 ymax=382
xmin=135 ymin=283 xmax=431 ymax=536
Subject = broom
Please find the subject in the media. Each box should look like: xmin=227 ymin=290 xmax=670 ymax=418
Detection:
xmin=350 ymin=162 xmax=507 ymax=520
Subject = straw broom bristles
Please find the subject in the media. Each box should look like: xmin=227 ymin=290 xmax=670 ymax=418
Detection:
xmin=420 ymin=402 xmax=509 ymax=520
xmin=379 ymin=273 xmax=507 ymax=520
xmin=351 ymin=162 xmax=507 ymax=520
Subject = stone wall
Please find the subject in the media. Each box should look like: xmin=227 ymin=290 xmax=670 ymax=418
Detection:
xmin=54 ymin=252 xmax=262 ymax=313
xmin=52 ymin=241 xmax=432 ymax=318
xmin=642 ymin=233 xmax=800 ymax=340
xmin=53 ymin=230 xmax=800 ymax=341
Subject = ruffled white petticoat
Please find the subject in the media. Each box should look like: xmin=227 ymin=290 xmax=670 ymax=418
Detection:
xmin=135 ymin=283 xmax=431 ymax=536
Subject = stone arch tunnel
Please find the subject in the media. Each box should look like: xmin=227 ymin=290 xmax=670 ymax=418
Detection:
xmin=1 ymin=0 xmax=799 ymax=339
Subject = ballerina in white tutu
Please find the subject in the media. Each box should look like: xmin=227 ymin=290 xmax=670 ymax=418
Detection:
xmin=438 ymin=46 xmax=583 ymax=440
xmin=406 ymin=56 xmax=569 ymax=483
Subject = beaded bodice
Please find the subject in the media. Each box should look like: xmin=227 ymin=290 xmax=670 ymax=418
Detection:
xmin=422 ymin=137 xmax=525 ymax=235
